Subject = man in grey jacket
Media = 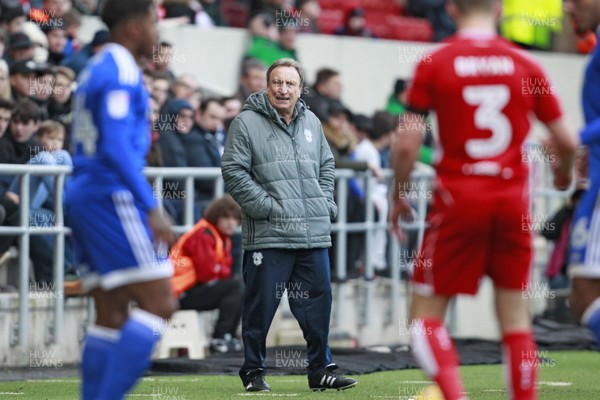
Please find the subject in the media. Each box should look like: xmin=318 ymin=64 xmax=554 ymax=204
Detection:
xmin=222 ymin=58 xmax=357 ymax=392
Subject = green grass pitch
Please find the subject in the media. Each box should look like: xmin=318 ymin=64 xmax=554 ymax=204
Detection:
xmin=0 ymin=351 xmax=596 ymax=399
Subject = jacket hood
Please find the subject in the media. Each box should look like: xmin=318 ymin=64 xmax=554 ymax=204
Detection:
xmin=242 ymin=91 xmax=307 ymax=124
xmin=167 ymin=98 xmax=193 ymax=116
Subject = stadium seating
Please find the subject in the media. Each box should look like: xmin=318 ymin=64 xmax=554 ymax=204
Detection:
xmin=220 ymin=0 xmax=249 ymax=28
xmin=387 ymin=15 xmax=434 ymax=42
xmin=319 ymin=0 xmax=352 ymax=10
xmin=361 ymin=0 xmax=404 ymax=13
xmin=317 ymin=9 xmax=344 ymax=34
xmin=317 ymin=0 xmax=433 ymax=42
xmin=218 ymin=0 xmax=430 ymax=42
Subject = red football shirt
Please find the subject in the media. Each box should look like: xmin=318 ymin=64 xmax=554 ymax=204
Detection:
xmin=407 ymin=31 xmax=563 ymax=183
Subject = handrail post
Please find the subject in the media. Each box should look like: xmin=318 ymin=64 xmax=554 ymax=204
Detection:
xmin=332 ymin=173 xmax=349 ymax=329
xmin=16 ymin=172 xmax=30 ymax=347
xmin=214 ymin=176 xmax=224 ymax=198
xmin=364 ymin=171 xmax=375 ymax=280
xmin=51 ymin=172 xmax=66 ymax=344
xmin=415 ymin=171 xmax=430 ymax=253
xmin=185 ymin=176 xmax=194 ymax=228
xmin=335 ymin=175 xmax=348 ymax=281
xmin=154 ymin=175 xmax=163 ymax=211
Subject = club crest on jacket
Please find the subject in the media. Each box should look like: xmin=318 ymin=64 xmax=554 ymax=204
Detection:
xmin=253 ymin=252 xmax=263 ymax=266
xmin=304 ymin=129 xmax=313 ymax=143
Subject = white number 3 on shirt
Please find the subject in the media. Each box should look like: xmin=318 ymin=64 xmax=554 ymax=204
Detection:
xmin=463 ymin=85 xmax=511 ymax=159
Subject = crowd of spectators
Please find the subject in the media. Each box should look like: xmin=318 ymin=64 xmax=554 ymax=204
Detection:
xmin=0 ymin=1 xmax=581 ymax=52
xmin=0 ymin=0 xmax=113 ymax=289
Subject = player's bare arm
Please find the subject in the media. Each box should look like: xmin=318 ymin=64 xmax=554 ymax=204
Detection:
xmin=390 ymin=111 xmax=425 ymax=242
xmin=544 ymin=117 xmax=579 ymax=190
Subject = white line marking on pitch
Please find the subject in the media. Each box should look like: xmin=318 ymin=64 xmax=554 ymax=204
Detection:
xmin=140 ymin=377 xmax=201 ymax=382
xmin=237 ymin=394 xmax=299 ymax=397
xmin=539 ymin=381 xmax=572 ymax=387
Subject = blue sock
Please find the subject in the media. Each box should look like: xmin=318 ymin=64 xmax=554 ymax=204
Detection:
xmin=96 ymin=309 xmax=166 ymax=400
xmin=582 ymin=298 xmax=600 ymax=348
xmin=81 ymin=325 xmax=119 ymax=400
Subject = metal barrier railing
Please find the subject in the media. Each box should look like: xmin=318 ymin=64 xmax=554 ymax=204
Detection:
xmin=331 ymin=167 xmax=434 ymax=328
xmin=0 ymin=145 xmax=573 ymax=346
xmin=144 ymin=167 xmax=225 ymax=232
xmin=0 ymin=166 xmax=228 ymax=347
xmin=0 ymin=164 xmax=70 ymax=347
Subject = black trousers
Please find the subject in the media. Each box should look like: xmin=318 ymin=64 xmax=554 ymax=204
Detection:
xmin=239 ymin=248 xmax=333 ymax=378
xmin=179 ymin=277 xmax=244 ymax=338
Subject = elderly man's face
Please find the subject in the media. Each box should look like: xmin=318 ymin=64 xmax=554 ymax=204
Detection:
xmin=266 ymin=66 xmax=301 ymax=118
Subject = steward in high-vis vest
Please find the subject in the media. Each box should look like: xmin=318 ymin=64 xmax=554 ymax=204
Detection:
xmin=170 ymin=218 xmax=229 ymax=297
xmin=500 ymin=0 xmax=562 ymax=50
xmin=170 ymin=195 xmax=245 ymax=353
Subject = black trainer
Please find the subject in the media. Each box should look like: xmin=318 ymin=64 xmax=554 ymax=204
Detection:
xmin=308 ymin=364 xmax=357 ymax=391
xmin=243 ymin=370 xmax=271 ymax=392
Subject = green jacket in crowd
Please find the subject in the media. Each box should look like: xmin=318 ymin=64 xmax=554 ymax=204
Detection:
xmin=245 ymin=36 xmax=297 ymax=67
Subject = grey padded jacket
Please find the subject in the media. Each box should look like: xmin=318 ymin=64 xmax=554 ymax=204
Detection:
xmin=221 ymin=91 xmax=337 ymax=250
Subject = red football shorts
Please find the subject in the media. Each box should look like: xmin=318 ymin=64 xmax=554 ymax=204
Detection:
xmin=412 ymin=176 xmax=533 ymax=296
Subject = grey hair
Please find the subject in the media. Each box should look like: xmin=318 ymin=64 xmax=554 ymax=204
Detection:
xmin=266 ymin=58 xmax=304 ymax=87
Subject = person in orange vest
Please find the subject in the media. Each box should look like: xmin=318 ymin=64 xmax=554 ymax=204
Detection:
xmin=170 ymin=194 xmax=244 ymax=353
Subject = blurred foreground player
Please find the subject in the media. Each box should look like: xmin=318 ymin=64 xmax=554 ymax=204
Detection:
xmin=391 ymin=0 xmax=578 ymax=399
xmin=65 ymin=1 xmax=177 ymax=399
xmin=564 ymin=0 xmax=600 ymax=347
